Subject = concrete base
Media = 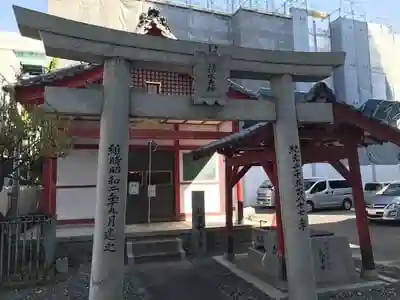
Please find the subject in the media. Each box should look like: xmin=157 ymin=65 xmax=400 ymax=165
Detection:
xmin=224 ymin=252 xmax=235 ymax=262
xmin=125 ymin=238 xmax=185 ymax=264
xmin=214 ymin=254 xmax=390 ymax=299
xmin=360 ymin=268 xmax=379 ymax=280
xmin=252 ymin=227 xmax=358 ymax=286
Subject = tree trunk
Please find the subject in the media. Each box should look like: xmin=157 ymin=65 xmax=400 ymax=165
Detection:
xmin=8 ymin=151 xmax=20 ymax=218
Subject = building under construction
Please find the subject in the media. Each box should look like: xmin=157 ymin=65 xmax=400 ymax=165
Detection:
xmin=45 ymin=0 xmax=400 ymax=208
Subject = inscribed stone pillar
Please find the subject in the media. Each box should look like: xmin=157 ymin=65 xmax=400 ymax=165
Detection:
xmin=191 ymin=191 xmax=207 ymax=255
xmin=89 ymin=58 xmax=131 ymax=300
xmin=271 ymin=74 xmax=317 ymax=300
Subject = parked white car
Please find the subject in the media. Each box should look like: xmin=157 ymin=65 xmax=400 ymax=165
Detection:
xmin=0 ymin=178 xmax=43 ymax=217
xmin=365 ymin=182 xmax=400 ymax=221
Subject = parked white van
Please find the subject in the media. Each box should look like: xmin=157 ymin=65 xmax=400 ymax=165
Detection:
xmin=255 ymin=177 xmax=353 ymax=212
xmin=305 ymin=178 xmax=353 ymax=212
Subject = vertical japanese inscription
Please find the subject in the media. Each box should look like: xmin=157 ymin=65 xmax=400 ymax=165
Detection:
xmin=195 ymin=207 xmax=204 ymax=249
xmin=318 ymin=241 xmax=332 ymax=271
xmin=206 ymin=44 xmax=218 ymax=93
xmin=289 ymin=145 xmax=308 ymax=231
xmin=207 ymin=63 xmax=217 ymax=93
xmin=104 ymin=144 xmax=122 ymax=253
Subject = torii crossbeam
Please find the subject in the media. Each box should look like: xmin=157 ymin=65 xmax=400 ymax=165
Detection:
xmin=13 ymin=6 xmax=345 ymax=300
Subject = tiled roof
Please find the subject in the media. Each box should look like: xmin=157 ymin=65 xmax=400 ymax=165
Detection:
xmin=190 ymin=99 xmax=400 ymax=160
xmin=7 ymin=63 xmax=101 ymax=90
xmin=191 ymin=122 xmax=269 ymax=160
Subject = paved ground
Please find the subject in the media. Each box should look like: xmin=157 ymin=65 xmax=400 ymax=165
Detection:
xmin=1 ymin=258 xmax=399 ymax=300
xmin=2 ymin=209 xmax=400 ymax=299
xmin=252 ymin=208 xmax=400 ymax=266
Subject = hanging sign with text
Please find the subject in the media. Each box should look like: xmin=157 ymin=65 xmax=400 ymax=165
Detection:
xmin=128 ymin=181 xmax=140 ymax=195
xmin=148 ymin=185 xmax=156 ymax=198
xmin=192 ymin=45 xmax=231 ymax=106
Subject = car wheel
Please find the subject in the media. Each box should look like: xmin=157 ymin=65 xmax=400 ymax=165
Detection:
xmin=342 ymin=198 xmax=352 ymax=210
xmin=306 ymin=201 xmax=314 ymax=213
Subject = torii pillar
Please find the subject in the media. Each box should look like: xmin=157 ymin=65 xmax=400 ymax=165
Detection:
xmin=89 ymin=58 xmax=131 ymax=300
xmin=271 ymin=75 xmax=317 ymax=300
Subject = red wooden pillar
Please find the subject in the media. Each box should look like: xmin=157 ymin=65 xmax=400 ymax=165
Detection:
xmin=236 ymin=171 xmax=244 ymax=224
xmin=42 ymin=157 xmax=57 ymax=216
xmin=346 ymin=143 xmax=376 ymax=276
xmin=262 ymin=161 xmax=286 ymax=280
xmin=225 ymin=159 xmax=234 ymax=260
xmin=233 ymin=121 xmax=244 ymax=224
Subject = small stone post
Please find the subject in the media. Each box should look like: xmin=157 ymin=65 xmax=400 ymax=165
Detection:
xmin=191 ymin=191 xmax=207 ymax=255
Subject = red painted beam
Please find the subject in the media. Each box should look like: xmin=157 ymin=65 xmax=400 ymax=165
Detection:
xmin=67 ymin=127 xmax=231 ymax=140
xmin=227 ymin=146 xmax=347 ymax=166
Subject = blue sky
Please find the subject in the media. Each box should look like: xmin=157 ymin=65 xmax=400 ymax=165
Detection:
xmin=0 ymin=0 xmax=397 ymax=32
xmin=0 ymin=0 xmax=47 ymax=32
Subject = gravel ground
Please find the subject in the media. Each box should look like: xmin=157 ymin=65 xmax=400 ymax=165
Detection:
xmin=1 ymin=258 xmax=400 ymax=300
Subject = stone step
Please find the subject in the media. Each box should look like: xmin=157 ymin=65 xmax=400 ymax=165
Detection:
xmin=126 ymin=238 xmax=183 ymax=256
xmin=126 ymin=250 xmax=186 ymax=264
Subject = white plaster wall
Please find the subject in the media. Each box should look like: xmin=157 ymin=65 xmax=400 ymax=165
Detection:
xmin=56 ymin=149 xmax=98 ymax=220
xmin=57 ymin=150 xmax=98 ymax=186
xmin=179 ymin=151 xmax=222 ymax=217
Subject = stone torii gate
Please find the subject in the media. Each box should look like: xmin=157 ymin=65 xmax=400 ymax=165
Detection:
xmin=13 ymin=6 xmax=345 ymax=300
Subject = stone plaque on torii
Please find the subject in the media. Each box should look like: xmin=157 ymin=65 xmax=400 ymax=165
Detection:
xmin=13 ymin=6 xmax=345 ymax=300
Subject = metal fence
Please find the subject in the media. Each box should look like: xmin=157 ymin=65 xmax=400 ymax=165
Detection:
xmin=0 ymin=215 xmax=56 ymax=285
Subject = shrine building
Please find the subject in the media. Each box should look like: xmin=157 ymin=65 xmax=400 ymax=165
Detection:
xmin=11 ymin=12 xmax=258 ymax=225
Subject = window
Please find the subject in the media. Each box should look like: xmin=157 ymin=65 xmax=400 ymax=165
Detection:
xmin=329 ymin=180 xmax=350 ymax=189
xmin=364 ymin=183 xmax=383 ymax=192
xmin=128 ymin=171 xmax=143 ymax=185
xmin=311 ymin=181 xmax=327 ymax=194
xmin=259 ymin=180 xmax=273 ymax=188
xmin=145 ymin=81 xmax=161 ymax=94
xmin=182 ymin=152 xmax=217 ymax=182
xmin=21 ymin=64 xmax=44 ymax=76
xmin=147 ymin=171 xmax=172 ymax=186
xmin=381 ymin=183 xmax=400 ymax=196
xmin=304 ymin=179 xmax=317 ymax=191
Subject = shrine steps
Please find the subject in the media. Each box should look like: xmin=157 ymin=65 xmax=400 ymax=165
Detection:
xmin=56 ymin=225 xmax=252 ymax=266
xmin=125 ymin=238 xmax=186 ymax=264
